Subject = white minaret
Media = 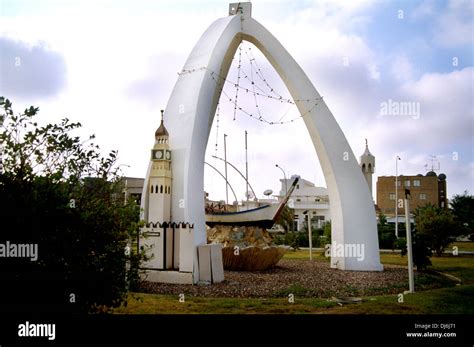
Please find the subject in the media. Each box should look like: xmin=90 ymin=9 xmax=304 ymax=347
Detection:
xmin=360 ymin=139 xmax=375 ymax=197
xmin=146 ymin=110 xmax=172 ymax=223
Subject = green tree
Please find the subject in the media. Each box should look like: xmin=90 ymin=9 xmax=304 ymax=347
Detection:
xmin=450 ymin=191 xmax=474 ymax=236
xmin=0 ymin=97 xmax=146 ymax=313
xmin=377 ymin=213 xmax=396 ymax=249
xmin=323 ymin=220 xmax=331 ymax=242
xmin=399 ymin=231 xmax=432 ymax=271
xmin=414 ymin=203 xmax=462 ymax=256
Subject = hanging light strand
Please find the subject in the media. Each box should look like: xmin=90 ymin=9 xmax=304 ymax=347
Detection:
xmin=214 ymin=103 xmax=220 ymax=157
xmin=233 ymin=46 xmax=242 ymax=121
xmin=210 ymin=68 xmax=321 ymax=104
xmin=248 ymin=47 xmax=262 ymax=120
xmin=245 ymin=45 xmax=283 ymax=100
xmin=210 ymin=71 xmax=322 ymax=125
xmin=177 ymin=42 xmax=324 ymax=126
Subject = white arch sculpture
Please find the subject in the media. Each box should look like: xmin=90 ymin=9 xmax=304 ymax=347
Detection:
xmin=146 ymin=3 xmax=382 ymax=280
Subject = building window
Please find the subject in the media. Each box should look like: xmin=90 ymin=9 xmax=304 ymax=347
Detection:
xmin=160 ymin=185 xmax=163 ymax=194
xmin=296 ymin=185 xmax=299 ymax=189
xmin=404 ymin=180 xmax=410 ymax=187
xmin=413 ymin=180 xmax=420 ymax=187
xmin=315 ymin=198 xmax=320 ymax=202
xmin=389 ymin=193 xmax=395 ymax=200
xmin=419 ymin=193 xmax=426 ymax=200
xmin=296 ymin=198 xmax=301 ymax=202
xmin=396 ymin=180 xmax=401 ymax=187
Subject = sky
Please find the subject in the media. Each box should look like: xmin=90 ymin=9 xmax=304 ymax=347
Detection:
xmin=0 ymin=0 xmax=473 ymax=203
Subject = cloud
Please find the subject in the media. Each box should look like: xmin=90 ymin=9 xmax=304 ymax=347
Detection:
xmin=433 ymin=0 xmax=474 ymax=47
xmin=0 ymin=37 xmax=66 ymax=98
xmin=390 ymin=54 xmax=415 ymax=82
xmin=125 ymin=52 xmax=184 ymax=109
xmin=0 ymin=0 xmax=471 ymax=201
xmin=367 ymin=67 xmax=474 ymax=197
xmin=410 ymin=0 xmax=437 ymax=20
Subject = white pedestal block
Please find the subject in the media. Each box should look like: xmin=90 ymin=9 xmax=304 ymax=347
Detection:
xmin=141 ymin=270 xmax=193 ymax=284
xmin=197 ymin=244 xmax=225 ymax=283
xmin=198 ymin=245 xmax=212 ymax=283
xmin=210 ymin=244 xmax=224 ymax=283
xmin=179 ymin=225 xmax=194 ymax=273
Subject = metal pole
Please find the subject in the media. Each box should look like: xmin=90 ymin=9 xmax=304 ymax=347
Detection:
xmin=224 ymin=134 xmax=229 ymax=205
xmin=212 ymin=155 xmax=257 ymax=200
xmin=245 ymin=130 xmax=249 ymax=208
xmin=275 ymin=164 xmax=288 ymax=195
xmin=308 ymin=213 xmax=312 ymax=261
xmin=395 ymin=156 xmax=400 ymax=238
xmin=405 ymin=194 xmax=415 ymax=293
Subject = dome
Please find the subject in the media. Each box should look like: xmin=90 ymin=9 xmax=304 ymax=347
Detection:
xmin=426 ymin=171 xmax=437 ymax=177
xmin=361 ymin=139 xmax=374 ymax=157
xmin=155 ymin=121 xmax=169 ymax=137
xmin=416 ymin=174 xmax=423 ymax=177
xmin=438 ymin=173 xmax=446 ymax=181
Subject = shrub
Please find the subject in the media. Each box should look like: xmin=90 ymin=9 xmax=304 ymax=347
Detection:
xmin=0 ymin=97 xmax=146 ymax=313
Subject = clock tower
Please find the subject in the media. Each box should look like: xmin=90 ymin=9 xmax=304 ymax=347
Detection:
xmin=147 ymin=110 xmax=172 ymax=223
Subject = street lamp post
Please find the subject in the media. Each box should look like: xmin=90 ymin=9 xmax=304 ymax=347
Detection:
xmin=404 ymin=189 xmax=415 ymax=293
xmin=118 ymin=164 xmax=131 ymax=204
xmin=275 ymin=164 xmax=288 ymax=195
xmin=395 ymin=156 xmax=401 ymax=238
xmin=303 ymin=210 xmax=312 ymax=260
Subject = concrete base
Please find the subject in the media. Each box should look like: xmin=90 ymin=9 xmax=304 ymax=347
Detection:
xmin=197 ymin=244 xmax=225 ymax=283
xmin=141 ymin=269 xmax=193 ymax=284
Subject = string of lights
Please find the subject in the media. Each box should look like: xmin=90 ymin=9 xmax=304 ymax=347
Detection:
xmin=214 ymin=104 xmax=220 ymax=156
xmin=210 ymin=72 xmax=322 ymax=125
xmin=177 ymin=42 xmax=324 ymax=126
xmin=233 ymin=46 xmax=242 ymax=121
xmin=244 ymin=45 xmax=283 ymax=100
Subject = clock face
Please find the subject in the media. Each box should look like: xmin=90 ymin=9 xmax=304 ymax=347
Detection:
xmin=165 ymin=151 xmax=171 ymax=160
xmin=154 ymin=150 xmax=163 ymax=159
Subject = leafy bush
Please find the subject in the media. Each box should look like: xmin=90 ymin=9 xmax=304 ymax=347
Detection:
xmin=450 ymin=191 xmax=474 ymax=235
xmin=0 ymin=97 xmax=146 ymax=313
xmin=273 ymin=229 xmax=325 ymax=249
xmin=377 ymin=213 xmax=397 ymax=249
xmin=397 ymin=232 xmax=433 ymax=271
xmin=414 ymin=203 xmax=463 ymax=256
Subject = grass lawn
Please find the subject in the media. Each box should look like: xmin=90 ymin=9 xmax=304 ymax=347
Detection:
xmin=114 ymin=285 xmax=474 ymax=314
xmin=450 ymin=241 xmax=474 ymax=252
xmin=113 ymin=247 xmax=474 ymax=314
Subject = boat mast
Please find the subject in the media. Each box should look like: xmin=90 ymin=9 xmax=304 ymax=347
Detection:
xmin=224 ymin=133 xmax=229 ymax=205
xmin=245 ymin=130 xmax=249 ymax=209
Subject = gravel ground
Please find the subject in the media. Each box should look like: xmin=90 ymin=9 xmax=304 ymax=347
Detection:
xmin=139 ymin=260 xmax=413 ymax=298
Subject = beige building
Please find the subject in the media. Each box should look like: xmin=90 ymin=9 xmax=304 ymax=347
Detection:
xmin=376 ymin=171 xmax=447 ymax=216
